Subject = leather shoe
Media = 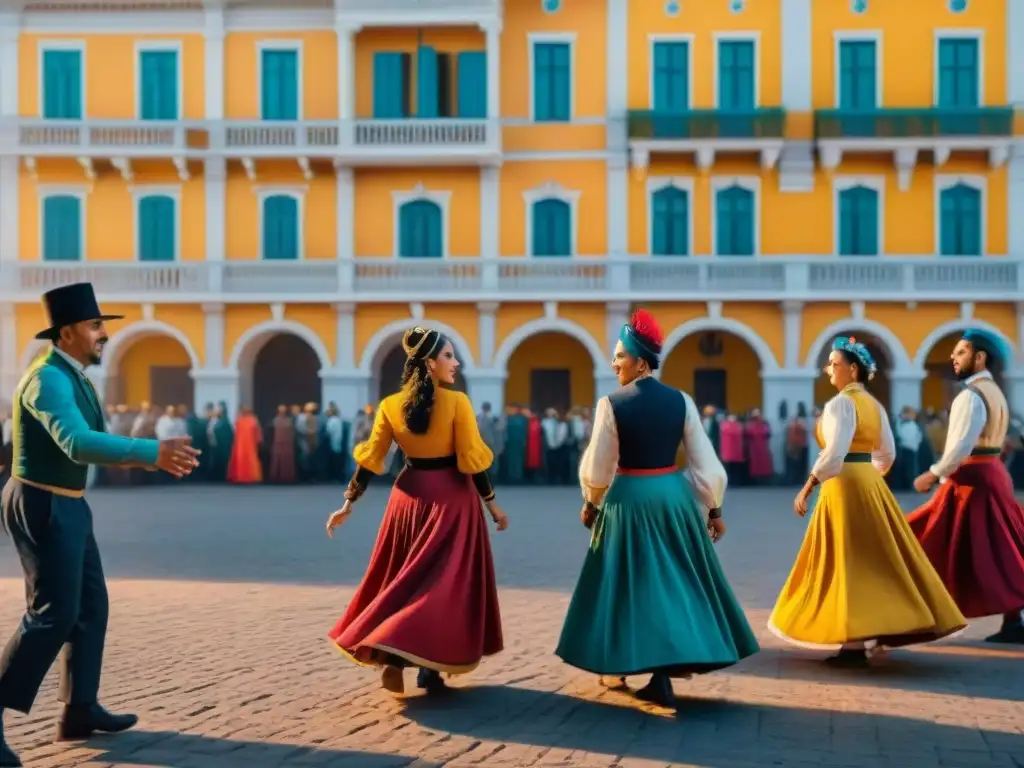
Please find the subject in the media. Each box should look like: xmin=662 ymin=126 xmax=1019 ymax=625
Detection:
xmin=0 ymin=738 xmax=21 ymax=767
xmin=56 ymin=704 xmax=138 ymax=742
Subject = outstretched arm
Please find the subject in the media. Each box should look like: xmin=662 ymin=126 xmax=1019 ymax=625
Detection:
xmin=22 ymin=367 xmax=160 ymax=467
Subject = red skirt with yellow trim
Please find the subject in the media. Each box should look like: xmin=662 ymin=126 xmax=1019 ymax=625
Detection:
xmin=908 ymin=455 xmax=1024 ymax=619
xmin=328 ymin=465 xmax=503 ymax=674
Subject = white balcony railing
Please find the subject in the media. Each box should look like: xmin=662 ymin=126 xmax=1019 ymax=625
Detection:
xmin=1 ymin=257 xmax=1020 ymax=303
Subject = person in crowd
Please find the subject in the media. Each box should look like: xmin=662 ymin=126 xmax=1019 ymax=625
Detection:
xmin=744 ymin=409 xmax=773 ymax=485
xmin=205 ymin=402 xmax=234 ymax=483
xmin=784 ymin=405 xmax=809 ymax=486
xmin=525 ymin=408 xmax=544 ymax=483
xmin=771 ymin=336 xmax=965 ymax=666
xmin=719 ymin=414 xmax=745 ymax=486
xmin=895 ymin=406 xmax=924 ymax=491
xmin=701 ymin=405 xmax=721 ymax=454
xmin=268 ymin=405 xmax=297 ymax=484
xmin=476 ymin=402 xmax=499 ymax=456
xmin=541 ymin=408 xmax=569 ymax=484
xmin=556 ymin=309 xmax=757 ymax=708
xmin=503 ymin=405 xmax=528 ymax=485
xmin=129 ymin=402 xmax=159 ymax=485
xmin=324 ymin=404 xmax=346 ymax=482
xmin=326 ymin=327 xmax=506 ymax=696
xmin=908 ymin=329 xmax=1024 ymax=645
xmin=227 ymin=407 xmax=263 ymax=485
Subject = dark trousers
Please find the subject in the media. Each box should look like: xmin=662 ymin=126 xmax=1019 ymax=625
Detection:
xmin=898 ymin=448 xmax=919 ymax=490
xmin=0 ymin=480 xmax=109 ymax=713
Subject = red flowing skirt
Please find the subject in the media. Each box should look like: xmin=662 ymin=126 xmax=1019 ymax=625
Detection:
xmin=907 ymin=456 xmax=1024 ymax=618
xmin=328 ymin=466 xmax=503 ymax=674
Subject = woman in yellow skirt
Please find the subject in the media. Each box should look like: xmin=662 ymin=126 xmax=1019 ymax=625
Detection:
xmin=769 ymin=336 xmax=966 ymax=666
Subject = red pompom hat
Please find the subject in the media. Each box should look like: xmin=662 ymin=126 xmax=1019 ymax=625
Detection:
xmin=619 ymin=309 xmax=665 ymax=369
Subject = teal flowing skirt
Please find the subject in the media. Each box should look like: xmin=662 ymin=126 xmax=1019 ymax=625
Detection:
xmin=555 ymin=472 xmax=759 ymax=677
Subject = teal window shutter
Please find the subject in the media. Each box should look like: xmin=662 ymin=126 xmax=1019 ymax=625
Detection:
xmin=715 ymin=185 xmax=755 ymax=256
xmin=456 ymin=51 xmax=487 ymax=118
xmin=42 ymin=195 xmax=82 ymax=261
xmin=140 ymin=50 xmax=178 ymax=119
xmin=398 ymin=200 xmax=443 ymax=258
xmin=652 ymin=186 xmax=689 ymax=256
xmin=532 ymin=199 xmax=571 ymax=257
xmin=533 ymin=42 xmax=571 ymax=121
xmin=838 ymin=41 xmax=876 ymax=110
xmin=417 ymin=46 xmax=439 ymax=118
xmin=42 ymin=49 xmax=83 ymax=119
xmin=653 ymin=42 xmax=689 ymax=112
xmin=937 ymin=38 xmax=979 ymax=108
xmin=838 ymin=186 xmax=879 ymax=256
xmin=261 ymin=49 xmax=299 ymax=120
xmin=262 ymin=195 xmax=299 ymax=260
xmin=717 ymin=40 xmax=754 ymax=109
xmin=373 ymin=52 xmax=410 ymax=118
xmin=939 ymin=184 xmax=982 ymax=256
xmin=137 ymin=195 xmax=176 ymax=261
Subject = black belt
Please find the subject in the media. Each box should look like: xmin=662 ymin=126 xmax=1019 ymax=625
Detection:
xmin=844 ymin=452 xmax=871 ymax=463
xmin=405 ymin=455 xmax=458 ymax=470
xmin=970 ymin=447 xmax=1001 ymax=456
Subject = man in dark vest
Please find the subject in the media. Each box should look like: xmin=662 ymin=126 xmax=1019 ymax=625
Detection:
xmin=0 ymin=283 xmax=201 ymax=767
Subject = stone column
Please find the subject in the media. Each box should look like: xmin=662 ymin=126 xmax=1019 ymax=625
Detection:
xmin=321 ymin=302 xmax=368 ymax=418
xmin=890 ymin=369 xmax=924 ymax=413
xmin=0 ymin=13 xmax=19 ymax=266
xmin=778 ymin=0 xmax=815 ymax=191
xmin=335 ymin=167 xmax=355 ymax=291
xmin=604 ymin=301 xmax=630 ymax=358
xmin=336 ymin=20 xmax=356 ymax=146
xmin=205 ymin=158 xmax=227 ymax=292
xmin=191 ymin=303 xmax=235 ymax=414
xmin=469 ymin=372 xmax=506 ymax=414
xmin=477 ymin=302 xmax=498 ymax=368
xmin=762 ymin=368 xmax=816 ymax=475
xmin=484 ymin=21 xmax=501 ymax=121
xmin=1009 ymin=148 xmax=1024 ymax=260
xmin=781 ymin=300 xmax=803 ymax=369
xmin=204 ymin=8 xmax=226 ymax=291
xmin=606 ymin=0 xmax=628 ymax=267
xmin=0 ymin=302 xmax=18 ymax=402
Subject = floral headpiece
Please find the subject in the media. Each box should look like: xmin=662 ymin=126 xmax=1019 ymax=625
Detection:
xmin=832 ymin=336 xmax=877 ymax=380
xmin=619 ymin=309 xmax=664 ymax=370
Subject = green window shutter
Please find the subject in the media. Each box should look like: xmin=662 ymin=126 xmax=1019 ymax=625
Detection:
xmin=652 ymin=186 xmax=689 ymax=256
xmin=262 ymin=195 xmax=299 ymax=260
xmin=532 ymin=199 xmax=571 ymax=257
xmin=456 ymin=51 xmax=487 ymax=118
xmin=43 ymin=195 xmax=82 ymax=261
xmin=42 ymin=49 xmax=83 ymax=119
xmin=534 ymin=43 xmax=571 ymax=121
xmin=140 ymin=50 xmax=178 ymax=120
xmin=138 ymin=195 xmax=176 ymax=261
xmin=716 ymin=186 xmax=754 ymax=256
xmin=261 ymin=49 xmax=299 ymax=120
xmin=399 ymin=200 xmax=443 ymax=258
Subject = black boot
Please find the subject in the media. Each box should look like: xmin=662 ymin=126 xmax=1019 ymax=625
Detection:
xmin=985 ymin=621 xmax=1024 ymax=645
xmin=0 ymin=712 xmax=21 ymax=768
xmin=635 ymin=672 xmax=675 ymax=707
xmin=56 ymin=704 xmax=138 ymax=742
xmin=415 ymin=668 xmax=447 ymax=693
xmin=824 ymin=648 xmax=869 ymax=667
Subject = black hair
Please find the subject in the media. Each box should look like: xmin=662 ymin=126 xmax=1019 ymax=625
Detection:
xmin=835 ymin=348 xmax=871 ymax=389
xmin=965 ymin=341 xmax=1004 ymax=377
xmin=400 ymin=327 xmax=447 ymax=435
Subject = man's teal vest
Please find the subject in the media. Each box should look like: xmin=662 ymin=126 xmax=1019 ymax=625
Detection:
xmin=12 ymin=350 xmax=106 ymax=492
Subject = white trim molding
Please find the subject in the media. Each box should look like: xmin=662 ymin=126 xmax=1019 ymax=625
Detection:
xmin=100 ymin=319 xmax=201 ymax=375
xmin=391 ymin=183 xmax=453 ymax=259
xmin=912 ymin=318 xmax=1015 ymax=370
xmin=934 ymin=173 xmax=988 ymax=256
xmin=712 ymin=31 xmax=761 ymax=108
xmin=357 ymin=318 xmax=478 ymax=374
xmin=227 ymin=318 xmax=331 ymax=373
xmin=831 ymin=175 xmax=886 ymax=255
xmin=832 ymin=31 xmax=883 ymax=108
xmin=255 ymin=185 xmax=307 ymax=261
xmin=522 ymin=180 xmax=582 ymax=257
xmin=256 ymin=39 xmax=305 ymax=120
xmin=130 ymin=184 xmax=182 ymax=262
xmin=645 ymin=175 xmax=695 ymax=256
xmin=709 ymin=175 xmax=762 ymax=256
xmin=803 ymin=317 xmax=913 ymax=372
xmin=646 ymin=33 xmax=694 ymax=109
xmin=491 ymin=315 xmax=607 ymax=374
xmin=37 ymin=39 xmax=87 ymax=118
xmin=933 ymin=28 xmax=985 ymax=106
xmin=528 ymin=31 xmax=577 ymax=122
xmin=133 ymin=39 xmax=184 ymax=120
xmin=37 ymin=184 xmax=88 ymax=261
xmin=659 ymin=316 xmax=780 ymax=373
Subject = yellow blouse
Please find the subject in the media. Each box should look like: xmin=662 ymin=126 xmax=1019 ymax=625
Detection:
xmin=353 ymin=387 xmax=494 ymax=476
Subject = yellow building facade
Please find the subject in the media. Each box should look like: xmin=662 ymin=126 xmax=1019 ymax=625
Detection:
xmin=0 ymin=0 xmax=1022 ymax=432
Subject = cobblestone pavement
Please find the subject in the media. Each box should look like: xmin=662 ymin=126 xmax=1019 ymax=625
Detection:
xmin=1 ymin=484 xmax=1022 ymax=768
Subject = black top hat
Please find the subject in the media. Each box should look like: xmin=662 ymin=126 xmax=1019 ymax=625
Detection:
xmin=35 ymin=282 xmax=124 ymax=340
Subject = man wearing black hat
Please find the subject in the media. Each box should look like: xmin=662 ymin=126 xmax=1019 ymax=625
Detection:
xmin=0 ymin=283 xmax=201 ymax=767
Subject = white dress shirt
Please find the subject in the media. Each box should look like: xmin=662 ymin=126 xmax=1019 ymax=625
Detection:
xmin=930 ymin=370 xmax=991 ymax=479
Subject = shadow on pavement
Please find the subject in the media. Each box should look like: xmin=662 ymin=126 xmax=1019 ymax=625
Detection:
xmin=78 ymin=729 xmax=414 ymax=767
xmin=400 ymin=684 xmax=1024 ymax=766
xmin=735 ymin=645 xmax=1024 ymax=702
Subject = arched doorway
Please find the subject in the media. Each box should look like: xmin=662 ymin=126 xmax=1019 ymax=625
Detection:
xmin=661 ymin=330 xmax=763 ymax=415
xmin=252 ymin=334 xmax=322 ymax=426
xmin=814 ymin=331 xmax=892 ymax=412
xmin=920 ymin=331 xmax=1005 ymax=413
xmin=375 ymin=341 xmax=469 ymax=401
xmin=504 ymin=332 xmax=595 ymax=415
xmin=105 ymin=335 xmax=195 ymax=409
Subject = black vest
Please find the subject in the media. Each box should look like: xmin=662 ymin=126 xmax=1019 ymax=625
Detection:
xmin=607 ymin=377 xmax=687 ymax=470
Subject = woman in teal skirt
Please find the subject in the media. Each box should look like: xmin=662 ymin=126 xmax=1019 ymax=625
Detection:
xmin=555 ymin=309 xmax=759 ymax=707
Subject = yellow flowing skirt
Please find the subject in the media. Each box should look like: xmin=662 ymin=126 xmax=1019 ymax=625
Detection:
xmin=769 ymin=462 xmax=966 ymax=649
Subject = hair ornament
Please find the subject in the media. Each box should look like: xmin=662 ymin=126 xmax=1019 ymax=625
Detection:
xmin=401 ymin=326 xmax=443 ymax=361
xmin=832 ymin=335 xmax=877 ymax=380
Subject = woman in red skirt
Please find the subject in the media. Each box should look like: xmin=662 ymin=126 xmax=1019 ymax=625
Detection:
xmin=325 ymin=327 xmax=509 ymax=694
xmin=908 ymin=329 xmax=1024 ymax=644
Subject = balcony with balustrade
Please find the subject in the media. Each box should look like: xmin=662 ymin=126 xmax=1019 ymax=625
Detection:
xmin=627 ymin=109 xmax=787 ymax=172
xmin=2 ymin=256 xmax=1019 ymax=305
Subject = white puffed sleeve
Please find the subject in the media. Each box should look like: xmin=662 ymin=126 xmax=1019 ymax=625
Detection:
xmin=930 ymin=388 xmax=987 ymax=479
xmin=809 ymin=395 xmax=857 ymax=483
xmin=872 ymin=400 xmax=897 ymax=476
xmin=579 ymin=396 xmax=618 ymax=505
xmin=681 ymin=391 xmax=728 ymax=509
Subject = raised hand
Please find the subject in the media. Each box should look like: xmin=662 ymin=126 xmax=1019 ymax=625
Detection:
xmin=155 ymin=437 xmax=201 ymax=478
